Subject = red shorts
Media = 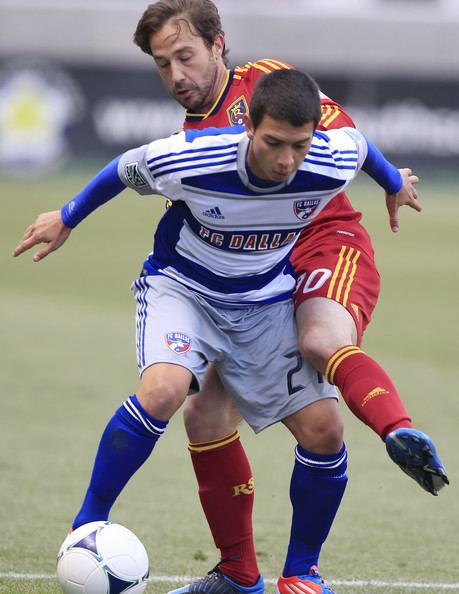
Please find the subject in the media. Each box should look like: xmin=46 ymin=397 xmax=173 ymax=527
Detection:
xmin=291 ymin=205 xmax=380 ymax=345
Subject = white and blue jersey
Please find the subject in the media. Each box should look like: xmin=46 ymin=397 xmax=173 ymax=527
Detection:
xmin=117 ymin=125 xmax=368 ymax=305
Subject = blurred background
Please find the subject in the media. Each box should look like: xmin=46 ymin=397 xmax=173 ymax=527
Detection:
xmin=1 ymin=0 xmax=458 ymax=176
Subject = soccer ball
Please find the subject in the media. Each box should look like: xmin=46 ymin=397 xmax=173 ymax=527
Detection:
xmin=56 ymin=521 xmax=149 ymax=594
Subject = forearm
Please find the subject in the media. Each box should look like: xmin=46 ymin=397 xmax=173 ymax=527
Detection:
xmin=362 ymin=137 xmax=402 ymax=195
xmin=61 ymin=155 xmax=126 ymax=228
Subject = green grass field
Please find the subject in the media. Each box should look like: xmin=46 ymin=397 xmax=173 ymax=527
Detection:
xmin=1 ymin=169 xmax=458 ymax=594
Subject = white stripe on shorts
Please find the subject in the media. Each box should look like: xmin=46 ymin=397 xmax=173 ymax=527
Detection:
xmin=134 ymin=277 xmax=149 ymax=370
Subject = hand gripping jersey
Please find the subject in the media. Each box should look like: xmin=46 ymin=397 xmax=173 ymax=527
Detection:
xmin=119 ymin=126 xmax=368 ymax=306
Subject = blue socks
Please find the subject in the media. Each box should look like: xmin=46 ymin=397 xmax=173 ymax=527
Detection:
xmin=73 ymin=398 xmax=347 ymax=578
xmin=283 ymin=443 xmax=348 ymax=577
xmin=72 ymin=395 xmax=168 ymax=529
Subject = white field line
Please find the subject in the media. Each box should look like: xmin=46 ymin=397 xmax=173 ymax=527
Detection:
xmin=1 ymin=573 xmax=459 ymax=590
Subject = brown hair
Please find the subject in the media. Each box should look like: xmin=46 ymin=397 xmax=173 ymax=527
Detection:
xmin=250 ymin=70 xmax=322 ymax=130
xmin=134 ymin=0 xmax=229 ymax=66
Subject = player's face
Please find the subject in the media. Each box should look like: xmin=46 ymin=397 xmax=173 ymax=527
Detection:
xmin=245 ymin=115 xmax=315 ymax=182
xmin=149 ymin=19 xmax=226 ymax=113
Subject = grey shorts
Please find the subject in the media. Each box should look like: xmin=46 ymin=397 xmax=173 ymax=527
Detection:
xmin=132 ymin=275 xmax=338 ymax=433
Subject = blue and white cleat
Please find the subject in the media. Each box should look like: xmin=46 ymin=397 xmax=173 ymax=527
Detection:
xmin=385 ymin=428 xmax=449 ymax=496
xmin=276 ymin=567 xmax=336 ymax=594
xmin=167 ymin=567 xmax=264 ymax=594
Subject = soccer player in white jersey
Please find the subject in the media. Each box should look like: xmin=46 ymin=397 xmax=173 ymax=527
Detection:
xmin=13 ymin=70 xmax=447 ymax=594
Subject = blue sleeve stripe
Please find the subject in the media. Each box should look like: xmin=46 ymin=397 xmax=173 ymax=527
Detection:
xmin=153 ymin=156 xmax=238 ymax=179
xmin=362 ymin=136 xmax=402 ymax=194
xmin=308 ymin=150 xmax=357 ymax=161
xmin=310 ymin=145 xmax=358 ymax=156
xmin=61 ymin=155 xmax=125 ymax=228
xmin=149 ymin=148 xmax=238 ymax=174
xmin=310 ymin=144 xmax=331 ymax=151
xmin=313 ymin=131 xmax=331 ymax=142
xmin=304 ymin=157 xmax=358 ymax=170
xmin=147 ymin=141 xmax=239 ymax=166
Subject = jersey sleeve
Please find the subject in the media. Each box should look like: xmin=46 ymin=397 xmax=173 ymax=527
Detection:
xmin=118 ymin=133 xmax=186 ymax=199
xmin=341 ymin=128 xmax=402 ymax=194
xmin=61 ymin=156 xmax=126 ymax=228
xmin=118 ymin=145 xmax=156 ymax=196
xmin=318 ymin=99 xmax=356 ymax=131
xmin=234 ymin=58 xmax=293 ymax=86
xmin=340 ymin=127 xmax=368 ymax=167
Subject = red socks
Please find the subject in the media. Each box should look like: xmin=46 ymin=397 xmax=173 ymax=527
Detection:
xmin=325 ymin=346 xmax=413 ymax=440
xmin=189 ymin=432 xmax=259 ymax=586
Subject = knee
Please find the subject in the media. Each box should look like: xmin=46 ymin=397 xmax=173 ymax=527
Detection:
xmin=298 ymin=324 xmax=330 ymax=372
xmin=284 ymin=402 xmax=344 ymax=454
xmin=183 ymin=393 xmax=242 ymax=443
xmin=183 ymin=394 xmax=207 ymax=439
xmin=296 ymin=299 xmax=357 ymax=373
xmin=137 ymin=378 xmax=186 ymax=420
xmin=308 ymin=418 xmax=344 ymax=453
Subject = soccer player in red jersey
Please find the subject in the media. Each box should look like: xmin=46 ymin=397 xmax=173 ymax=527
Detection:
xmin=129 ymin=3 xmax=448 ymax=594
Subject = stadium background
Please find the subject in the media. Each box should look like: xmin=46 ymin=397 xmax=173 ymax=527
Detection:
xmin=1 ymin=2 xmax=458 ymax=593
xmin=1 ymin=0 xmax=459 ymax=174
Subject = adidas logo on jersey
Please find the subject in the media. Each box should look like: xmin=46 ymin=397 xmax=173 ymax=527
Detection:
xmin=202 ymin=206 xmax=225 ymax=219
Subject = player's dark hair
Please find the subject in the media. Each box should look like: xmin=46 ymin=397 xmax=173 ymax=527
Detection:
xmin=249 ymin=70 xmax=322 ymax=130
xmin=134 ymin=0 xmax=229 ymax=66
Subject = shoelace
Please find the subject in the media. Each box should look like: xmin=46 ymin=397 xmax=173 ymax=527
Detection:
xmin=308 ymin=566 xmax=323 ymax=581
xmin=308 ymin=566 xmax=335 ymax=594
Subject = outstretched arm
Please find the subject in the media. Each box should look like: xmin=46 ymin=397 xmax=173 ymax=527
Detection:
xmin=12 ymin=156 xmax=125 ymax=262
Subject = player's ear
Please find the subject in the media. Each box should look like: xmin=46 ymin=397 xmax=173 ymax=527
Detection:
xmin=244 ymin=114 xmax=254 ymax=140
xmin=213 ymin=34 xmax=225 ymax=60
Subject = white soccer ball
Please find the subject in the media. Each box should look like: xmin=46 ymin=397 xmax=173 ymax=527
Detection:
xmin=56 ymin=521 xmax=149 ymax=594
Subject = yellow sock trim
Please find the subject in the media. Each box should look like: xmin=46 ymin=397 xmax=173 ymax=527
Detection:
xmin=188 ymin=431 xmax=240 ymax=453
xmin=325 ymin=345 xmax=363 ymax=385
